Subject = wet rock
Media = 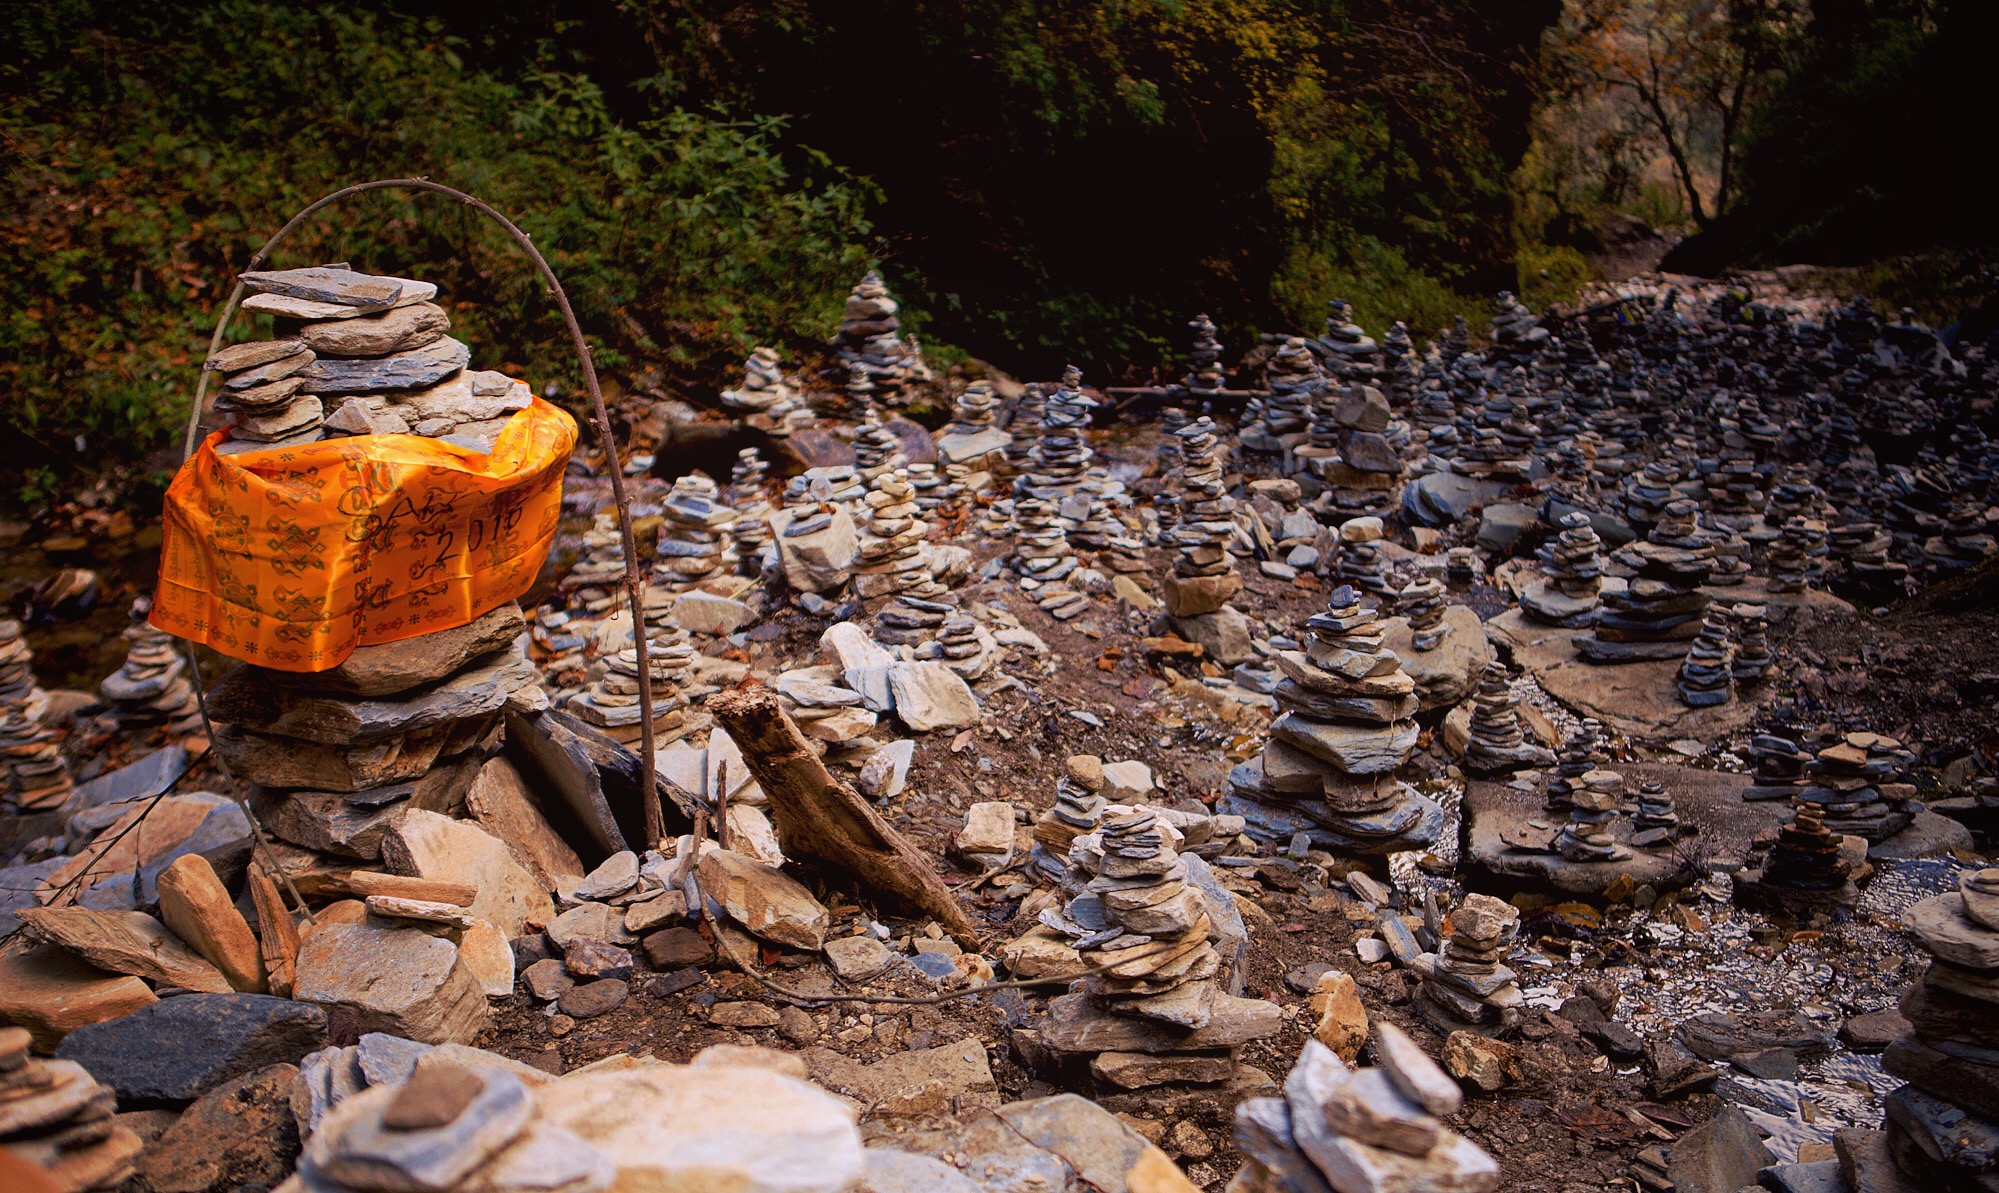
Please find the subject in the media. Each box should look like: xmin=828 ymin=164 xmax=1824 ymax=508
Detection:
xmin=1666 ymin=1104 xmax=1774 ymax=1193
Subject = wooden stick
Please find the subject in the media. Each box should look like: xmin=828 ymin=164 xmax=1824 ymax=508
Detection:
xmin=246 ymin=862 xmax=300 ymax=998
xmin=708 ymin=686 xmax=979 ymax=948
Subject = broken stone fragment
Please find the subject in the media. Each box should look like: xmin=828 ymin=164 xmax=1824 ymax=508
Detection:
xmin=292 ymin=923 xmax=491 ymax=1045
xmin=157 ymin=853 xmax=267 ymax=994
xmin=695 ymin=849 xmax=830 ymax=951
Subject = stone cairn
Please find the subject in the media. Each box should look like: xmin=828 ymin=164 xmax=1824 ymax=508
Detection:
xmin=214 ymin=265 xmax=531 ymax=455
xmin=1874 ymin=870 xmax=1999 ymax=1188
xmin=1398 ymin=578 xmax=1447 ymax=651
xmin=1521 ymin=511 xmax=1604 ymax=627
xmin=853 ymin=470 xmax=943 ymax=602
xmin=0 ymin=1026 xmax=140 ymax=1192
xmin=1555 ymin=769 xmax=1630 ymax=864
xmin=0 ymin=619 xmax=48 ymax=718
xmin=1020 ymin=365 xmax=1097 ymax=502
xmin=1487 ymin=290 xmax=1549 ymax=359
xmin=1415 ymin=893 xmax=1524 ymax=1037
xmin=1231 ymin=1028 xmax=1498 ymax=1193
xmin=720 ymin=345 xmax=808 ymax=433
xmin=1828 ymin=520 xmax=1907 ymax=599
xmin=98 ymin=601 xmax=202 ymax=732
xmin=1185 ymin=313 xmax=1228 ymax=391
xmin=208 ymin=603 xmax=540 ymax=868
xmin=1460 ymin=663 xmax=1553 ymax=777
xmin=562 ymin=510 xmax=628 ymax=616
xmin=1247 ymin=336 xmax=1321 ymax=451
xmin=936 ymin=380 xmax=1010 ymax=467
xmin=1579 ymin=498 xmax=1715 ymax=663
xmin=1012 ymin=499 xmax=1089 ymax=621
xmin=1316 ymin=298 xmax=1379 ymax=376
xmin=1736 ymin=799 xmax=1858 ymax=912
xmin=830 ymin=269 xmax=927 ymax=396
xmin=1162 ymin=416 xmax=1246 ymax=620
xmin=1544 ymin=718 xmax=1603 ymax=812
xmin=851 ymin=412 xmax=907 ymax=482
xmin=1804 ymin=731 xmax=1917 ymax=843
xmin=1629 ymin=780 xmax=1681 ymax=848
xmin=1226 ymin=586 xmax=1442 ymax=855
xmin=1730 ymin=603 xmax=1773 ymax=684
xmin=568 ymin=641 xmax=689 ymax=746
xmin=1673 ymin=606 xmax=1736 ymax=708
xmin=728 ymin=448 xmax=774 ymax=576
xmin=653 ymin=474 xmax=738 ymax=596
xmin=1030 ymin=761 xmax=1108 ymax=880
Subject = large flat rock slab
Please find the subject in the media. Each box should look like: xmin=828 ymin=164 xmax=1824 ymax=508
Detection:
xmin=1463 ymin=762 xmax=1787 ymax=898
xmin=1486 ymin=609 xmax=1773 ymax=743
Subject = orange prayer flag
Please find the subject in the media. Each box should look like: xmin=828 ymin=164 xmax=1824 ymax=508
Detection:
xmin=151 ymin=396 xmax=577 ymax=672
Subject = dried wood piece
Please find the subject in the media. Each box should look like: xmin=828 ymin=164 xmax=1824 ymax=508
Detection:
xmin=290 ymin=870 xmax=479 ymax=906
xmin=246 ymin=861 xmax=301 ymax=998
xmin=708 ymin=686 xmax=978 ymax=947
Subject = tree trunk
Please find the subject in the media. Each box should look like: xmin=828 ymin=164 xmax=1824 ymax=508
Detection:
xmin=708 ymin=686 xmax=980 ymax=948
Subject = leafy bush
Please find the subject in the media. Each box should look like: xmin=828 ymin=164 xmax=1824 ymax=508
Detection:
xmin=0 ymin=0 xmax=878 ymax=506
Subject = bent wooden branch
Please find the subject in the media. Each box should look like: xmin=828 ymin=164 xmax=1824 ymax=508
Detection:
xmin=708 ymin=686 xmax=978 ymax=948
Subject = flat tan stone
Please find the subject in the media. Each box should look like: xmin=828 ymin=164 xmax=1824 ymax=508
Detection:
xmin=379 ymin=809 xmax=553 ymax=938
xmin=0 ymin=944 xmax=156 ymax=1051
xmin=463 ymin=757 xmax=584 ymax=891
xmin=15 ymin=907 xmax=232 ymax=993
xmin=157 ymin=854 xmax=267 ymax=993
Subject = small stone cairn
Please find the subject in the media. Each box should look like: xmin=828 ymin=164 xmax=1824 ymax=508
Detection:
xmin=1580 ymin=498 xmax=1715 ymax=663
xmin=1554 ymin=769 xmax=1630 ymax=864
xmin=853 ymin=470 xmax=942 ymax=602
xmin=653 ymin=475 xmax=738 ymax=595
xmin=1460 ymin=663 xmax=1553 ymax=777
xmin=1414 ymin=894 xmax=1524 ymax=1036
xmin=1185 ymin=314 xmax=1228 ymax=391
xmin=0 ymin=619 xmax=48 ymax=719
xmin=1521 ymin=511 xmax=1604 ymax=627
xmin=1874 ymin=870 xmax=1999 ymax=1187
xmin=0 ymin=1026 xmax=140 ymax=1192
xmin=1673 ymin=606 xmax=1736 ymax=708
xmin=936 ymin=381 xmax=1010 ymax=467
xmin=1226 ymin=586 xmax=1441 ymax=855
xmin=1162 ymin=417 xmax=1245 ymax=619
xmin=215 ymin=265 xmax=530 ymax=454
xmin=1543 ymin=718 xmax=1603 ymax=812
xmin=1231 ymin=1027 xmax=1498 ymax=1193
xmin=720 ymin=346 xmax=809 ymax=433
xmin=830 ymin=269 xmax=928 ymax=396
xmin=98 ymin=601 xmax=202 ymax=732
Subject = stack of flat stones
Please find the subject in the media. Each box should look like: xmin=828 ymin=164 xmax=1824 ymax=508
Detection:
xmin=208 ymin=603 xmax=540 ymax=863
xmin=219 ymin=265 xmax=530 ymax=455
xmin=653 ymin=475 xmax=739 ymax=598
xmin=728 ymin=449 xmax=774 ymax=572
xmin=872 ymin=594 xmax=950 ymax=646
xmin=926 ymin=613 xmax=996 ymax=680
xmin=1231 ymin=1029 xmax=1497 ymax=1193
xmin=720 ymin=346 xmax=808 ymax=434
xmin=1012 ymin=500 xmax=1087 ymax=620
xmin=1226 ymin=586 xmax=1441 ymax=855
xmin=561 ymin=511 xmax=628 ymax=615
xmin=1629 ymin=781 xmax=1682 ymax=847
xmin=1621 ymin=461 xmax=1682 ymax=532
xmin=1020 ymin=366 xmax=1097 ymax=500
xmin=1731 ymin=604 xmax=1773 ymax=683
xmin=851 ymin=415 xmax=907 ymax=482
xmin=1521 ymin=512 xmax=1604 ymax=627
xmin=1554 ymin=769 xmax=1629 ymax=863
xmin=1162 ymin=417 xmax=1245 ymax=619
xmin=1413 ymin=894 xmax=1524 ymax=1036
xmin=1735 ymin=800 xmax=1858 ymax=912
xmin=0 ymin=619 xmax=48 ymax=718
xmin=936 ymin=381 xmax=1010 ymax=467
xmin=1460 ymin=663 xmax=1554 ymax=777
xmin=1580 ymin=499 xmax=1715 ymax=663
xmin=0 ymin=1026 xmax=141 ymax=1192
xmin=567 ymin=644 xmax=687 ymax=746
xmin=854 ymin=471 xmax=942 ymax=602
xmin=1316 ymin=298 xmax=1380 ymax=376
xmin=830 ymin=269 xmax=926 ymax=395
xmin=1487 ymin=290 xmax=1549 ymax=359
xmin=1398 ymin=579 xmax=1447 ymax=651
xmin=1803 ymin=731 xmax=1917 ymax=843
xmin=0 ymin=706 xmax=70 ymax=812
xmin=1871 ymin=870 xmax=1999 ymax=1188
xmin=1828 ymin=521 xmax=1906 ymax=598
xmin=1543 ymin=718 xmax=1603 ymax=812
xmin=1184 ymin=314 xmax=1228 ymax=391
xmin=97 ymin=603 xmax=202 ymax=732
xmin=1766 ymin=517 xmax=1815 ymax=592
xmin=1673 ymin=607 xmax=1736 ymax=707
xmin=1246 ymin=336 xmax=1320 ymax=452
xmin=1030 ymin=760 xmax=1108 ymax=880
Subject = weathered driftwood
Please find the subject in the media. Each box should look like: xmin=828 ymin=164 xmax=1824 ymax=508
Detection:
xmin=246 ymin=861 xmax=300 ymax=998
xmin=708 ymin=686 xmax=978 ymax=947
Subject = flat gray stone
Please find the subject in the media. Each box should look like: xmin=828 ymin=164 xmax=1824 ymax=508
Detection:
xmin=297 ymin=337 xmax=470 ymax=395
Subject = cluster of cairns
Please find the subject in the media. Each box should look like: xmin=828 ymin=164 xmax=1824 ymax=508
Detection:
xmin=212 ymin=265 xmax=529 ymax=455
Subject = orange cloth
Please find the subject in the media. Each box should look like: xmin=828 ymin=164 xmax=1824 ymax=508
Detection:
xmin=151 ymin=396 xmax=576 ymax=672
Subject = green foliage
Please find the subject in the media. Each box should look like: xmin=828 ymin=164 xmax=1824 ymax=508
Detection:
xmin=0 ymin=0 xmax=877 ymax=505
xmin=1273 ymin=237 xmax=1470 ymax=343
xmin=1515 ymin=243 xmax=1595 ymax=314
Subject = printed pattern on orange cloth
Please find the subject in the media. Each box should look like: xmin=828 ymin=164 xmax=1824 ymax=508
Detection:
xmin=151 ymin=396 xmax=577 ymax=673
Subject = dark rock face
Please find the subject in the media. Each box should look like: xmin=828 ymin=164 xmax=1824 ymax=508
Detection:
xmin=55 ymin=994 xmax=328 ymax=1106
